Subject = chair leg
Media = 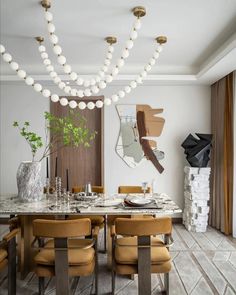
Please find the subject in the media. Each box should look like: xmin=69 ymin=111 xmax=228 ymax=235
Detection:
xmin=103 ymin=215 xmax=107 ymax=253
xmin=111 ymin=269 xmax=116 ymax=295
xmin=39 ymin=277 xmax=45 ymax=295
xmin=8 ymin=236 xmax=16 ymax=295
xmin=164 ymin=273 xmax=169 ymax=295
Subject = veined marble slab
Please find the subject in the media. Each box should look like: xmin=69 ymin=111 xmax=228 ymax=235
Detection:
xmin=0 ymin=193 xmax=182 ymax=216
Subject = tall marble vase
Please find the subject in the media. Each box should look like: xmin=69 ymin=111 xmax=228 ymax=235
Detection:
xmin=16 ymin=161 xmax=43 ymax=202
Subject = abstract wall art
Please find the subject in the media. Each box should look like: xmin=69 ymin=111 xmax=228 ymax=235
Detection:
xmin=181 ymin=133 xmax=213 ymax=167
xmin=116 ymin=104 xmax=165 ymax=173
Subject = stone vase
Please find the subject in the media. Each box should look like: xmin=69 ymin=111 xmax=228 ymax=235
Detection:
xmin=16 ymin=161 xmax=43 ymax=202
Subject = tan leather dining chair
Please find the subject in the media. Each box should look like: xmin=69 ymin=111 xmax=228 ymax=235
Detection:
xmin=32 ymin=218 xmax=99 ymax=295
xmin=111 ymin=217 xmax=173 ymax=295
xmin=71 ymin=185 xmax=107 ymax=252
xmin=0 ymin=225 xmax=19 ymax=295
xmin=118 ymin=185 xmax=151 ymax=194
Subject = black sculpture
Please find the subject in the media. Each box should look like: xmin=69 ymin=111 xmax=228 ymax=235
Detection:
xmin=181 ymin=133 xmax=212 ymax=167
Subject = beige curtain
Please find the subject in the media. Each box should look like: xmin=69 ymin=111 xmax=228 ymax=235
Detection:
xmin=210 ymin=72 xmax=234 ymax=235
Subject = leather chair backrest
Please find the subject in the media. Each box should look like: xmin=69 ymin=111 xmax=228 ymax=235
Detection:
xmin=33 ymin=218 xmax=91 ymax=238
xmin=118 ymin=186 xmax=151 ymax=194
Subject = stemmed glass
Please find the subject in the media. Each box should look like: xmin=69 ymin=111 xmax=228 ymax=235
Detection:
xmin=141 ymin=182 xmax=148 ymax=198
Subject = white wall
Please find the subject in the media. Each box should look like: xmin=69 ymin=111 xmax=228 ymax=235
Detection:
xmin=0 ymin=82 xmax=211 ymax=211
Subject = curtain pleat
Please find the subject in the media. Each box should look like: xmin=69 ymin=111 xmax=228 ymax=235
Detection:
xmin=210 ymin=72 xmax=234 ymax=235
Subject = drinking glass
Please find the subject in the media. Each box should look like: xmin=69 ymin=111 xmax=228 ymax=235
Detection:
xmin=141 ymin=182 xmax=148 ymax=197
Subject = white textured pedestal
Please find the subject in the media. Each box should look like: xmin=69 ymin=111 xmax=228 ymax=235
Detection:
xmin=183 ymin=166 xmax=211 ymax=232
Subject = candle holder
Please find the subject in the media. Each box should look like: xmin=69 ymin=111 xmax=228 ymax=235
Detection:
xmin=45 ymin=177 xmax=50 ymax=195
xmin=55 ymin=177 xmax=62 ymax=198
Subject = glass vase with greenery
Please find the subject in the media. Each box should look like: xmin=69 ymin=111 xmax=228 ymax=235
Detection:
xmin=13 ymin=110 xmax=96 ymax=162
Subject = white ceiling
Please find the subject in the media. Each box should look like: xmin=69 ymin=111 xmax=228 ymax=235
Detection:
xmin=0 ymin=0 xmax=236 ymax=84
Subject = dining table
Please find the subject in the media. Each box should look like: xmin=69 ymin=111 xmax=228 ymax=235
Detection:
xmin=0 ymin=192 xmax=182 ymax=295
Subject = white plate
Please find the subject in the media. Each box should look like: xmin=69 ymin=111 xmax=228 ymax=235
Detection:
xmin=130 ymin=198 xmax=152 ymax=205
xmin=96 ymin=199 xmax=123 ymax=207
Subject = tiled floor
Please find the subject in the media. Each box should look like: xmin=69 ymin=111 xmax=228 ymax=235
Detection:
xmin=0 ymin=224 xmax=236 ymax=294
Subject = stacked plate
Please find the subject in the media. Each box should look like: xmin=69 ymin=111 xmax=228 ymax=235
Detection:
xmin=124 ymin=195 xmax=154 ymax=207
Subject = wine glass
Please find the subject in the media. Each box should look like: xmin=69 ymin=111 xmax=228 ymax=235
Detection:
xmin=141 ymin=182 xmax=148 ymax=198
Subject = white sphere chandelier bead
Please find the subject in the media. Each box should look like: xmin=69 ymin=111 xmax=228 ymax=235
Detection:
xmin=87 ymin=102 xmax=95 ymax=110
xmin=102 ymin=65 xmax=108 ymax=72
xmin=84 ymin=89 xmax=92 ymax=96
xmin=117 ymin=59 xmax=124 ymax=68
xmin=130 ymin=30 xmax=138 ymax=40
xmin=105 ymin=75 xmax=113 ymax=83
xmin=118 ymin=90 xmax=125 ymax=98
xmin=58 ymin=82 xmax=66 ymax=89
xmin=153 ymin=51 xmax=160 ymax=59
xmin=141 ymin=70 xmax=147 ymax=78
xmin=58 ymin=55 xmax=66 ymax=65
xmin=64 ymin=86 xmax=71 ymax=94
xmin=38 ymin=45 xmax=46 ymax=52
xmin=98 ymin=70 xmax=105 ymax=78
xmin=91 ymin=85 xmax=99 ymax=94
xmin=50 ymin=34 xmax=58 ymax=44
xmin=25 ymin=76 xmax=34 ymax=86
xmin=126 ymin=40 xmax=134 ymax=49
xmin=149 ymin=58 xmax=156 ymax=66
xmin=46 ymin=65 xmax=54 ymax=72
xmin=17 ymin=70 xmax=26 ymax=79
xmin=45 ymin=11 xmax=53 ymax=21
xmin=76 ymin=77 xmax=84 ymax=86
xmin=104 ymin=98 xmax=112 ymax=106
xmin=95 ymin=76 xmax=101 ymax=83
xmin=50 ymin=71 xmax=57 ymax=78
xmin=70 ymin=88 xmax=77 ymax=96
xmin=99 ymin=81 xmax=106 ymax=89
xmin=77 ymin=90 xmax=84 ymax=98
xmin=124 ymin=86 xmax=131 ymax=93
xmin=69 ymin=100 xmax=77 ymax=109
xmin=130 ymin=81 xmax=137 ymax=88
xmin=43 ymin=59 xmax=51 ymax=66
xmin=41 ymin=52 xmax=48 ymax=59
xmin=122 ymin=49 xmax=129 ymax=59
xmin=112 ymin=67 xmax=119 ymax=76
xmin=111 ymin=94 xmax=119 ymax=102
xmin=3 ymin=53 xmax=12 ymax=63
xmin=53 ymin=45 xmax=62 ymax=55
xmin=134 ymin=18 xmax=141 ymax=30
xmin=53 ymin=76 xmax=61 ymax=84
xmin=48 ymin=23 xmax=55 ymax=33
xmin=157 ymin=45 xmax=163 ymax=53
xmin=136 ymin=76 xmax=143 ymax=84
xmin=60 ymin=97 xmax=68 ymax=106
xmin=42 ymin=89 xmax=51 ymax=98
xmin=34 ymin=83 xmax=42 ymax=92
xmin=106 ymin=52 xmax=112 ymax=59
xmin=78 ymin=101 xmax=86 ymax=110
xmin=90 ymin=78 xmax=96 ymax=86
xmin=108 ymin=45 xmax=114 ymax=53
xmin=104 ymin=59 xmax=110 ymax=66
xmin=83 ymin=80 xmax=90 ymax=88
xmin=51 ymin=94 xmax=59 ymax=102
xmin=96 ymin=100 xmax=103 ymax=108
xmin=0 ymin=44 xmax=5 ymax=54
xmin=145 ymin=64 xmax=152 ymax=72
xmin=63 ymin=64 xmax=71 ymax=74
xmin=10 ymin=62 xmax=19 ymax=71
xmin=70 ymin=72 xmax=77 ymax=81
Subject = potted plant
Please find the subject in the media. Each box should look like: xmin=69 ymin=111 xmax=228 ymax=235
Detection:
xmin=13 ymin=110 xmax=96 ymax=202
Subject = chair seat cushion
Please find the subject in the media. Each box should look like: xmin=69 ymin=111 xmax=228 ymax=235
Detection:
xmin=34 ymin=239 xmax=95 ymax=266
xmin=115 ymin=236 xmax=171 ymax=265
xmin=0 ymin=249 xmax=7 ymax=262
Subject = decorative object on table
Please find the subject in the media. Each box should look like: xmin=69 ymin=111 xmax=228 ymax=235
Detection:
xmin=183 ymin=167 xmax=211 ymax=232
xmin=55 ymin=176 xmax=62 ymax=198
xmin=141 ymin=181 xmax=148 ymax=197
xmin=181 ymin=133 xmax=213 ymax=167
xmin=1 ymin=0 xmax=168 ymax=111
xmin=116 ymin=104 xmax=165 ymax=173
xmin=13 ymin=111 xmax=96 ymax=202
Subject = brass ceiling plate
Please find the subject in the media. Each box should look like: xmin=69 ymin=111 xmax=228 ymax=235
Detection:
xmin=105 ymin=36 xmax=117 ymax=44
xmin=41 ymin=0 xmax=51 ymax=9
xmin=133 ymin=6 xmax=146 ymax=18
xmin=35 ymin=36 xmax=44 ymax=43
xmin=156 ymin=36 xmax=167 ymax=44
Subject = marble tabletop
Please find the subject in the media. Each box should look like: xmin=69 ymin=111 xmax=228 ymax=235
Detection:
xmin=0 ymin=193 xmax=182 ymax=216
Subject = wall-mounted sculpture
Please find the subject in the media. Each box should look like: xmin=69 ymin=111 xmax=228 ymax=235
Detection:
xmin=181 ymin=133 xmax=212 ymax=167
xmin=116 ymin=104 xmax=165 ymax=173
